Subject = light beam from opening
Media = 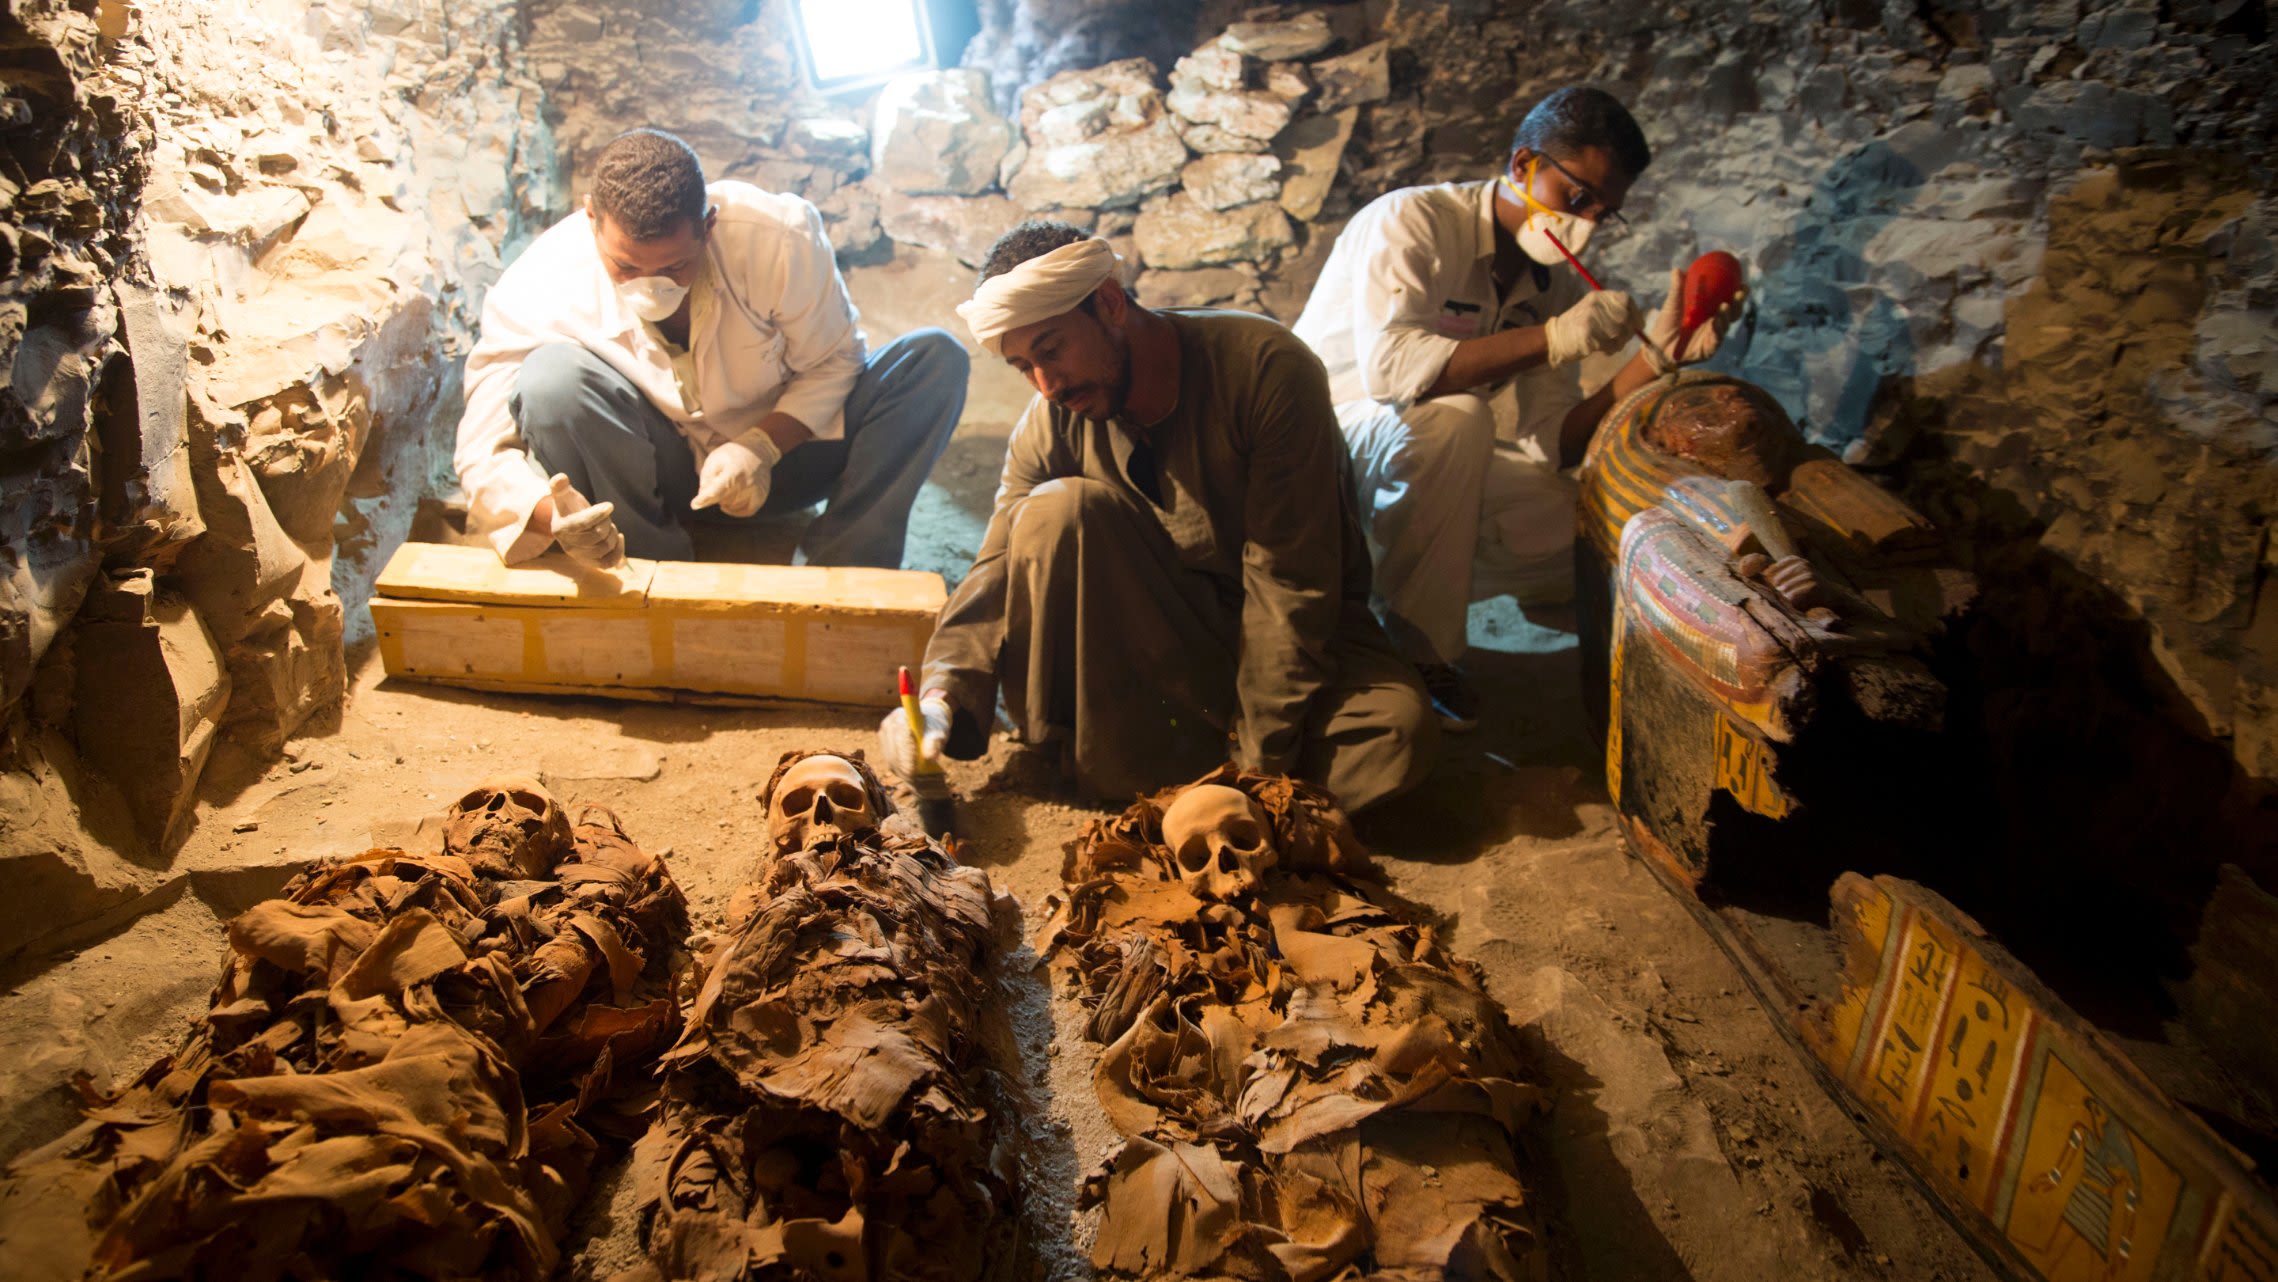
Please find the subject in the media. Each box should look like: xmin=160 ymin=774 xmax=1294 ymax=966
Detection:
xmin=793 ymin=0 xmax=931 ymax=92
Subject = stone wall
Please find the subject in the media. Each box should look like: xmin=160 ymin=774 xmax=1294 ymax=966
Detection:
xmin=0 ymin=0 xmax=557 ymax=957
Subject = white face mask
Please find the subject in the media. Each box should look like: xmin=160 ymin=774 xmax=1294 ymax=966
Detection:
xmin=1501 ymin=163 xmax=1597 ymax=267
xmin=616 ymin=275 xmax=689 ymax=323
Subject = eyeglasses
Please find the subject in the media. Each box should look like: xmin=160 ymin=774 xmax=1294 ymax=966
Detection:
xmin=1537 ymin=152 xmax=1630 ymax=231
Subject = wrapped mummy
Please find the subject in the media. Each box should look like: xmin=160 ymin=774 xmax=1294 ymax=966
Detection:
xmin=0 ymin=780 xmax=689 ymax=1282
xmin=1044 ymin=766 xmax=1546 ymax=1281
xmin=628 ymin=750 xmax=1020 ymax=1282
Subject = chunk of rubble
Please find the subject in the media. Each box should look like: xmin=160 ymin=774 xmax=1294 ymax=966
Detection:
xmin=1219 ymin=12 xmax=1336 ymax=62
xmin=1310 ymin=40 xmax=1390 ymax=112
xmin=1006 ymin=59 xmax=1186 ymax=211
xmin=1179 ymin=152 xmax=1283 ymax=211
xmin=1135 ymin=193 xmax=1296 ymax=270
xmin=1274 ymin=107 xmax=1358 ymax=222
xmin=870 ymin=69 xmax=1014 ymax=196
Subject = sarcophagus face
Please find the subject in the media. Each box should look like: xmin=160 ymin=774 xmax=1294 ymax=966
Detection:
xmin=1576 ymin=372 xmax=1974 ymax=894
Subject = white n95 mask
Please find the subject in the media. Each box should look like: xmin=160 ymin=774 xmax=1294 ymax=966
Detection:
xmin=1501 ymin=162 xmax=1596 ymax=267
xmin=616 ymin=275 xmax=689 ymax=323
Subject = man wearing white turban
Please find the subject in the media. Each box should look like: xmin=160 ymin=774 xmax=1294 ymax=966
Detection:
xmin=873 ymin=221 xmax=1437 ymax=812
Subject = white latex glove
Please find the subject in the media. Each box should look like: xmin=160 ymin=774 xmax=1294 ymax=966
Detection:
xmin=874 ymin=695 xmax=952 ymax=784
xmin=546 ymin=474 xmax=625 ymax=569
xmin=1543 ymin=290 xmax=1639 ymax=367
xmin=691 ymin=435 xmax=781 ymax=519
xmin=1643 ymin=266 xmax=1747 ymax=374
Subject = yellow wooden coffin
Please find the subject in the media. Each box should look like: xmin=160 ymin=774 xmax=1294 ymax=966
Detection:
xmin=368 ymin=542 xmax=945 ymax=707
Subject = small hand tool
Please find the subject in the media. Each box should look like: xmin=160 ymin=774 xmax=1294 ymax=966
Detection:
xmin=899 ymin=665 xmax=955 ymax=838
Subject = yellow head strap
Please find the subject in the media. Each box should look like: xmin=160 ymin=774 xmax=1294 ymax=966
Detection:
xmin=1499 ymin=158 xmax=1556 ymax=219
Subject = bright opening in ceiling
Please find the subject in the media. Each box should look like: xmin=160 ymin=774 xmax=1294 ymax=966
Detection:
xmin=792 ymin=0 xmax=933 ymax=93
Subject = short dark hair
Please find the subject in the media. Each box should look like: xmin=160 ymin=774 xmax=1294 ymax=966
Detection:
xmin=1510 ymin=87 xmax=1651 ymax=182
xmin=590 ymin=129 xmax=708 ymax=241
xmin=978 ymin=219 xmax=1093 ymax=284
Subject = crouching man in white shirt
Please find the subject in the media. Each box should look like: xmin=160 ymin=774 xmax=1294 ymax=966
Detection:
xmin=1293 ymin=89 xmax=1739 ymax=730
xmin=453 ymin=128 xmax=966 ymax=569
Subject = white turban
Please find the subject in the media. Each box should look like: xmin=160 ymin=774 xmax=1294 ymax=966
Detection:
xmin=954 ymin=237 xmax=1120 ymax=357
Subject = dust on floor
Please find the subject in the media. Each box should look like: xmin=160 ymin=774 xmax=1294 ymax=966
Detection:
xmin=0 ymin=588 xmax=1996 ymax=1280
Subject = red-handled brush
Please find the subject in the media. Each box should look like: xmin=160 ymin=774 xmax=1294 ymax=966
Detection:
xmin=897 ymin=666 xmax=955 ymax=838
xmin=1540 ymin=226 xmax=1677 ymax=372
xmin=1678 ymin=250 xmax=1745 ymax=356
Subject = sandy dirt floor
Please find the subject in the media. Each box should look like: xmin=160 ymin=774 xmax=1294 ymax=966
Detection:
xmin=0 ymin=249 xmax=2000 ymax=1278
xmin=0 ymin=613 xmax=1998 ymax=1282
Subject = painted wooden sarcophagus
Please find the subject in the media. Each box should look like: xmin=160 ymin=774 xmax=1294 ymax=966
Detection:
xmin=1576 ymin=371 xmax=1975 ymax=890
xmin=1576 ymin=372 xmax=2278 ymax=1282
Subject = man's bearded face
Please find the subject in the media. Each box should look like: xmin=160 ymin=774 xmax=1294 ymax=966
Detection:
xmin=998 ymin=296 xmax=1133 ymax=421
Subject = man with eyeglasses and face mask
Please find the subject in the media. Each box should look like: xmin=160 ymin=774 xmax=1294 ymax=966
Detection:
xmin=454 ymin=128 xmax=965 ymax=570
xmin=1294 ymin=88 xmax=1742 ymax=731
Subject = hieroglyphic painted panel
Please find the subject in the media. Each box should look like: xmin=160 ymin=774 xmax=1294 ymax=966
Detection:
xmin=1998 ymin=1048 xmax=2186 ymax=1282
xmin=1809 ymin=876 xmax=2277 ymax=1282
xmin=1913 ymin=945 xmax=2037 ymax=1210
xmin=1711 ymin=710 xmax=1791 ymax=819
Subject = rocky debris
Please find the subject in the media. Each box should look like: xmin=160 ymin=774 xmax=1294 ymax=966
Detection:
xmin=104 ymin=281 xmax=203 ymax=564
xmin=630 ymin=752 xmax=1017 ymax=1280
xmin=1006 ymin=59 xmax=1188 ymax=211
xmin=1309 ymin=40 xmax=1390 ymax=112
xmin=1177 ymin=120 xmax=1272 ymax=155
xmin=0 ymin=0 xmax=141 ymax=730
xmin=815 ymin=181 xmax=883 ymax=257
xmin=1274 ymin=106 xmax=1358 ymax=222
xmin=871 ymin=70 xmax=1015 ymax=196
xmin=68 ymin=571 xmax=228 ymax=848
xmin=0 ymin=741 xmax=157 ymax=970
xmin=1166 ymin=80 xmax=1297 ymax=147
xmin=881 ymin=190 xmax=1089 ymax=268
xmin=1263 ymin=61 xmax=1312 ymax=104
xmin=1174 ymin=42 xmax=1243 ymax=92
xmin=959 ymin=0 xmax=1210 ymax=118
xmin=1041 ymin=767 xmax=1545 ymax=1279
xmin=787 ymin=115 xmax=870 ymax=164
xmin=1 ymin=0 xmax=562 ymax=907
xmin=1219 ymin=11 xmax=1336 ymax=62
xmin=1138 ymin=265 xmax=1263 ymax=310
xmin=1135 ymin=193 xmax=1296 ymax=270
xmin=1167 ymin=43 xmax=1298 ymax=147
xmin=1180 ymin=152 xmax=1282 ymax=211
xmin=527 ymin=0 xmax=820 ymax=192
xmin=0 ymin=788 xmax=690 ymax=1282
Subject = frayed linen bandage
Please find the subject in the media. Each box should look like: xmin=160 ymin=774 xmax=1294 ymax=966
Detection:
xmin=954 ymin=237 xmax=1120 ymax=357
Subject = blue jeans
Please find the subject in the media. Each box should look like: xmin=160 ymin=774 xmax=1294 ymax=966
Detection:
xmin=510 ymin=329 xmax=967 ymax=567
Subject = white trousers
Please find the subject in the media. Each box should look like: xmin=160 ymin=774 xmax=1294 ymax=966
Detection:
xmin=1340 ymin=393 xmax=1578 ymax=665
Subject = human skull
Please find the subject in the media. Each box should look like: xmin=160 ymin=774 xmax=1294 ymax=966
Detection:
xmin=768 ymin=754 xmax=879 ymax=852
xmin=443 ymin=779 xmax=572 ymax=878
xmin=1160 ymin=784 xmax=1277 ymax=902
